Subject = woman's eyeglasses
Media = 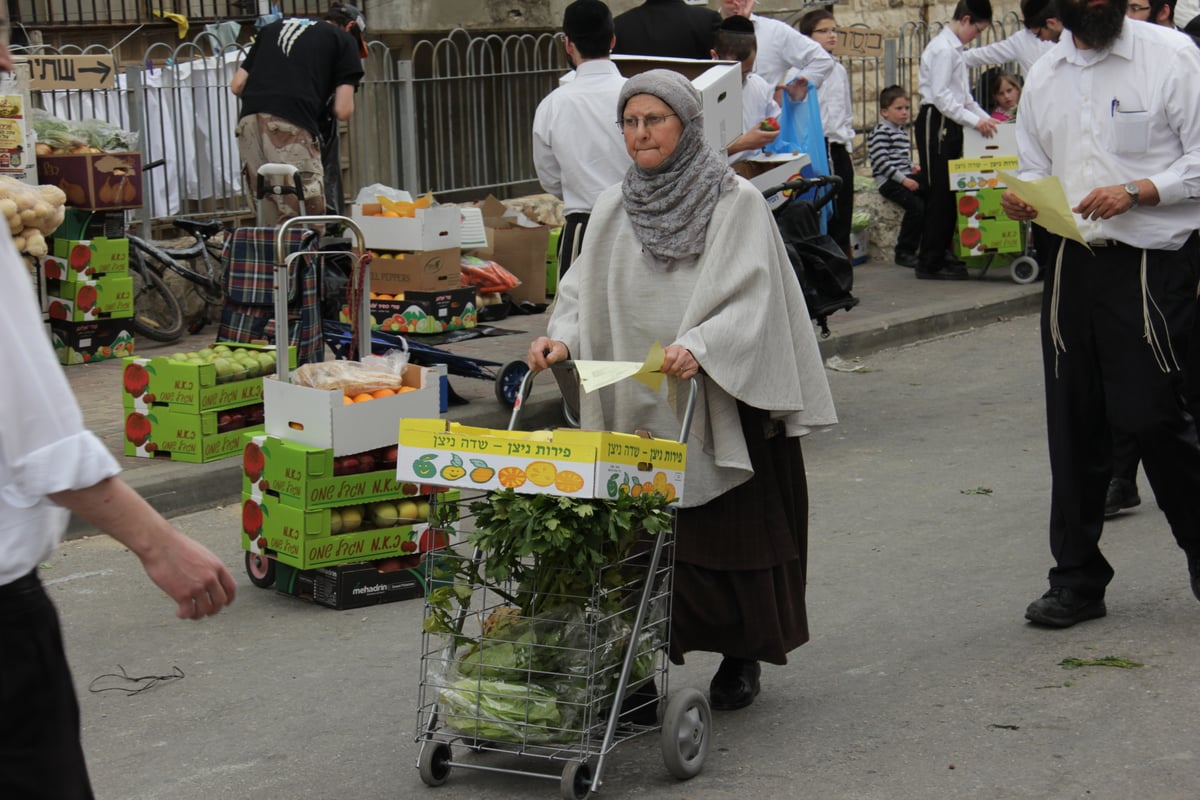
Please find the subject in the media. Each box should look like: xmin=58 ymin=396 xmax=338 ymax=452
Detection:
xmin=617 ymin=113 xmax=677 ymax=131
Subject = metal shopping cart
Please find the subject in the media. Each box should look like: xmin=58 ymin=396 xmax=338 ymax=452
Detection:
xmin=405 ymin=368 xmax=706 ymax=799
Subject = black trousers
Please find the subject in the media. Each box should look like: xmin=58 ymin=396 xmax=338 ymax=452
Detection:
xmin=0 ymin=571 xmax=94 ymax=799
xmin=1041 ymin=234 xmax=1200 ymax=593
xmin=878 ymin=177 xmax=925 ymax=257
xmin=914 ymin=105 xmax=962 ymax=271
xmin=825 ymin=139 xmax=854 ymax=259
xmin=557 ymin=212 xmax=590 ymax=279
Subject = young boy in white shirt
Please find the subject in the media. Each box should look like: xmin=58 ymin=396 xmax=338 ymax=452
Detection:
xmin=799 ymin=8 xmax=855 ymax=262
xmin=915 ymin=0 xmax=998 ymax=280
xmin=711 ymin=14 xmax=781 ymax=164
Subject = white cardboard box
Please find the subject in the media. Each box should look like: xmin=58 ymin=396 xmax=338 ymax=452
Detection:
xmin=962 ymin=124 xmax=1018 ymax=159
xmin=606 ymin=56 xmax=744 ymax=154
xmin=263 ymin=365 xmax=439 ymax=456
xmin=348 ymin=205 xmax=461 ymax=252
xmin=744 ymin=153 xmax=812 ymax=209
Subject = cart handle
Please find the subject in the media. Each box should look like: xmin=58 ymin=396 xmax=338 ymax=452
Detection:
xmin=271 ymin=215 xmax=371 ymax=383
xmin=511 ymin=360 xmax=699 ymax=444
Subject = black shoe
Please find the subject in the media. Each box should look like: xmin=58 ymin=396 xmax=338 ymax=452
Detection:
xmin=1188 ymin=554 xmax=1200 ymax=603
xmin=916 ymin=265 xmax=969 ymax=281
xmin=1024 ymin=587 xmax=1107 ymax=628
xmin=1104 ymin=478 xmax=1141 ymax=518
xmin=944 ymin=251 xmax=967 ymax=268
xmin=895 ymin=252 xmax=920 ymax=268
xmin=709 ymin=657 xmax=761 ymax=711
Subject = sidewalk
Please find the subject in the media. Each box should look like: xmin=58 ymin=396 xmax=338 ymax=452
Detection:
xmin=64 ymin=258 xmax=1041 ymax=537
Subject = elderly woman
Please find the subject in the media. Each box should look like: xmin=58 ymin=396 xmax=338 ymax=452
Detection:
xmin=528 ymin=69 xmax=836 ymax=711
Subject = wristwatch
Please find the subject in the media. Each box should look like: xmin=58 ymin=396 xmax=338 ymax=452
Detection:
xmin=1124 ymin=182 xmax=1140 ymax=208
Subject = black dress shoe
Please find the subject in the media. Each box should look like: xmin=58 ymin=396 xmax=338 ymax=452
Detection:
xmin=916 ymin=265 xmax=969 ymax=281
xmin=1025 ymin=587 xmax=1107 ymax=628
xmin=709 ymin=657 xmax=761 ymax=710
xmin=895 ymin=252 xmax=920 ymax=268
xmin=1104 ymin=478 xmax=1141 ymax=518
xmin=944 ymin=250 xmax=967 ymax=267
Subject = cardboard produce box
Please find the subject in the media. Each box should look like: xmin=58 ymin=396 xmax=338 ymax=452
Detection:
xmin=46 ymin=274 xmax=133 ymax=321
xmin=45 ymin=235 xmax=129 ymax=281
xmin=349 ymin=203 xmax=460 ymax=251
xmin=610 ymin=55 xmax=742 ymax=155
xmin=472 ymin=196 xmax=550 ymax=304
xmin=948 ymin=155 xmax=1018 ymax=191
xmin=368 ymin=286 xmax=477 ymax=334
xmin=240 ymin=432 xmax=443 ymax=510
xmin=123 ymin=403 xmax=265 ymax=462
xmin=955 ymin=217 xmax=1022 ymax=258
xmin=49 ymin=317 xmax=134 ymax=365
xmin=240 ymin=492 xmax=449 ymax=570
xmin=120 ymin=344 xmax=297 ymax=413
xmin=396 ymin=419 xmax=686 ymax=501
xmin=262 ymin=364 xmax=439 ymax=457
xmin=37 ymin=151 xmax=143 ymax=210
xmin=369 ymin=247 xmax=460 ymax=293
xmin=272 ymin=560 xmax=427 ymax=609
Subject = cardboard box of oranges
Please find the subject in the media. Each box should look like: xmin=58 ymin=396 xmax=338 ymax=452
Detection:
xmin=395 ymin=419 xmax=687 ymax=501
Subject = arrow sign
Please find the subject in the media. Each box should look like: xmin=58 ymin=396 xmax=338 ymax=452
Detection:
xmin=28 ymin=56 xmax=118 ymax=91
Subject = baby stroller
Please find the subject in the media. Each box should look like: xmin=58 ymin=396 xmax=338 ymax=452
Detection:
xmin=763 ymin=174 xmax=859 ymax=338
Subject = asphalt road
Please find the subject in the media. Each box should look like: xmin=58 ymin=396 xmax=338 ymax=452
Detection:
xmin=50 ymin=314 xmax=1200 ymax=800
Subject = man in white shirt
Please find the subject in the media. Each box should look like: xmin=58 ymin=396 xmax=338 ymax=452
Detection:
xmin=533 ymin=0 xmax=630 ymax=277
xmin=1 ymin=35 xmax=236 ymax=793
xmin=717 ymin=0 xmax=834 ymax=100
xmin=915 ymin=0 xmax=998 ymax=280
xmin=1001 ymin=0 xmax=1200 ymax=628
xmin=963 ymin=0 xmax=1059 ymax=71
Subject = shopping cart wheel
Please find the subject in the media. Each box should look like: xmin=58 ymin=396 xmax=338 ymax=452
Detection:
xmin=559 ymin=760 xmax=592 ymax=800
xmin=495 ymin=360 xmax=530 ymax=407
xmin=1010 ymin=256 xmax=1040 ymax=284
xmin=660 ymin=688 xmax=710 ymax=780
xmin=418 ymin=741 xmax=451 ymax=787
xmin=244 ymin=551 xmax=276 ymax=589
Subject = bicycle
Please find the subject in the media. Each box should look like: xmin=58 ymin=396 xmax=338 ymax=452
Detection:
xmin=127 ymin=217 xmax=228 ymax=343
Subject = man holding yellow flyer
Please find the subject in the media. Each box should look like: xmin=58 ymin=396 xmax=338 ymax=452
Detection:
xmin=1000 ymin=0 xmax=1200 ymax=628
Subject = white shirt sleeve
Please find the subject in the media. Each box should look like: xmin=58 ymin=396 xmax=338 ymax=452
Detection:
xmin=790 ymin=31 xmax=835 ymax=88
xmin=926 ymin=44 xmax=985 ymax=129
xmin=0 ymin=231 xmax=119 ymax=509
xmin=532 ymin=98 xmax=564 ymax=200
xmin=1152 ymin=44 xmax=1200 ymax=205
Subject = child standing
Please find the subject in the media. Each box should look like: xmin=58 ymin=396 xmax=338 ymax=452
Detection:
xmin=711 ymin=14 xmax=781 ymax=165
xmin=914 ymin=0 xmax=997 ymax=280
xmin=868 ymin=85 xmax=924 ymax=268
xmin=799 ymin=8 xmax=855 ymax=261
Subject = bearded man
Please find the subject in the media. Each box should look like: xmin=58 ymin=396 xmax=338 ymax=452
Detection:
xmin=1001 ymin=0 xmax=1200 ymax=627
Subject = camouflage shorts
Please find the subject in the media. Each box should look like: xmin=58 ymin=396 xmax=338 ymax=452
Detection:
xmin=236 ymin=114 xmax=326 ymax=222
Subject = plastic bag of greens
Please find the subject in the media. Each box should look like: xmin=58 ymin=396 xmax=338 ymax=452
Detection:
xmin=440 ymin=676 xmax=568 ymax=744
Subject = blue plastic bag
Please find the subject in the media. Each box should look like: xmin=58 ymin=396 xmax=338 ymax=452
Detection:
xmin=766 ymin=84 xmax=833 ymax=231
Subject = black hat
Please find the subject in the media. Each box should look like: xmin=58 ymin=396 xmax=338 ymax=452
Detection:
xmin=719 ymin=14 xmax=756 ymax=34
xmin=563 ymin=0 xmax=612 ymax=40
xmin=329 ymin=2 xmax=368 ymax=58
xmin=965 ymin=0 xmax=994 ymax=23
xmin=1021 ymin=0 xmax=1055 ymax=26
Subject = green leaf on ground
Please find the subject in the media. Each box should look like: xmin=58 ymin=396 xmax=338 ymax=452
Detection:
xmin=1060 ymin=656 xmax=1144 ymax=670
xmin=961 ymin=487 xmax=993 ymax=495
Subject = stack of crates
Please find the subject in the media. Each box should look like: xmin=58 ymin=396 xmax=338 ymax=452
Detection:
xmin=119 ymin=343 xmax=295 ymax=462
xmin=46 ymin=210 xmax=135 ymax=365
xmin=238 ymin=364 xmax=456 ymax=609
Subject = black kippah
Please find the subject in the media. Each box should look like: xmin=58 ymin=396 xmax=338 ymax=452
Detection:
xmin=563 ymin=0 xmax=611 ymax=39
xmin=719 ymin=14 xmax=756 ymax=34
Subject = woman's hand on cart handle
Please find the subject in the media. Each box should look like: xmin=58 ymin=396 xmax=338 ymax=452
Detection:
xmin=528 ymin=337 xmax=569 ymax=372
xmin=661 ymin=345 xmax=700 ymax=380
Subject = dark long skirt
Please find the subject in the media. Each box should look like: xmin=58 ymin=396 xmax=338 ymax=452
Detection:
xmin=670 ymin=404 xmax=810 ymax=666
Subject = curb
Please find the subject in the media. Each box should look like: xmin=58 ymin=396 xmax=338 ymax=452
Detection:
xmin=65 ymin=285 xmax=1041 ymax=539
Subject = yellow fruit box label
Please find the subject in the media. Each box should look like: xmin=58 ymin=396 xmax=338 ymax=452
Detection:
xmin=396 ymin=419 xmax=687 ymax=500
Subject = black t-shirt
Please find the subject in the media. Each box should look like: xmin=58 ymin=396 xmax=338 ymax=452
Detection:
xmin=613 ymin=0 xmax=722 ymax=60
xmin=239 ymin=18 xmax=364 ymax=137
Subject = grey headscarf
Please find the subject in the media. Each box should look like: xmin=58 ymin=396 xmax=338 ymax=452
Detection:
xmin=619 ymin=69 xmax=737 ymax=262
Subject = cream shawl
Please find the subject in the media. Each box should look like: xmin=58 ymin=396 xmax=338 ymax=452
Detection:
xmin=547 ymin=177 xmax=837 ymax=507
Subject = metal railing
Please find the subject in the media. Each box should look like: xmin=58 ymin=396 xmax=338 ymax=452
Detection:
xmin=13 ymin=0 xmax=334 ymax=29
xmin=19 ymin=15 xmax=1027 ymax=231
